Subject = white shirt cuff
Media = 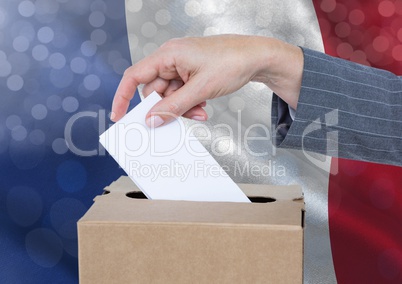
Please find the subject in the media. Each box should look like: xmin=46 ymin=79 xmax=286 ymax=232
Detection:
xmin=289 ymin=106 xmax=296 ymax=120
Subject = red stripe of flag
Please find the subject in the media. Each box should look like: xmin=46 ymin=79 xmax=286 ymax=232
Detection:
xmin=312 ymin=0 xmax=402 ymax=282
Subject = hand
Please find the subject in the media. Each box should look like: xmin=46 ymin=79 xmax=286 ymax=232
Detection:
xmin=111 ymin=34 xmax=303 ymax=127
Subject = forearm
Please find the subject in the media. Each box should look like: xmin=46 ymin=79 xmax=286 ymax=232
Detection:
xmin=272 ymin=47 xmax=402 ymax=167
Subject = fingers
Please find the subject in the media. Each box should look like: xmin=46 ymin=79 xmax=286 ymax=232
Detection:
xmin=145 ymin=75 xmax=208 ymax=127
xmin=182 ymin=105 xmax=208 ymax=121
xmin=142 ymin=77 xmax=170 ymax=97
xmin=143 ymin=78 xmax=206 ymax=125
xmin=164 ymin=79 xmax=184 ymax=97
xmin=111 ymin=74 xmax=139 ymax=122
xmin=143 ymin=78 xmax=184 ymax=98
xmin=111 ymin=35 xmax=263 ymax=123
xmin=111 ymin=52 xmax=172 ymax=122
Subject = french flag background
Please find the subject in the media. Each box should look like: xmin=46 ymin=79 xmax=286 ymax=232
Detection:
xmin=0 ymin=0 xmax=401 ymax=283
xmin=314 ymin=1 xmax=402 ymax=282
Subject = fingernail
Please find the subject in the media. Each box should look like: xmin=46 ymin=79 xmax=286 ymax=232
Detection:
xmin=110 ymin=112 xmax=116 ymax=121
xmin=146 ymin=115 xmax=164 ymax=128
xmin=191 ymin=116 xmax=206 ymax=121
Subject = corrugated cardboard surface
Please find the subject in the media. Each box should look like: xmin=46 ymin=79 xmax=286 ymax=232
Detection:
xmin=78 ymin=176 xmax=304 ymax=284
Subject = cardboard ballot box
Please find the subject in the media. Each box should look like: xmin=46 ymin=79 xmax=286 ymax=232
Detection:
xmin=78 ymin=176 xmax=305 ymax=284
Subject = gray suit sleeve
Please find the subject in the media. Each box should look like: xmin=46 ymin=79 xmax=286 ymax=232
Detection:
xmin=272 ymin=47 xmax=402 ymax=167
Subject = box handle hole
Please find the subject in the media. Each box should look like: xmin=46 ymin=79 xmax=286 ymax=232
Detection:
xmin=249 ymin=196 xmax=276 ymax=203
xmin=126 ymin=191 xmax=148 ymax=199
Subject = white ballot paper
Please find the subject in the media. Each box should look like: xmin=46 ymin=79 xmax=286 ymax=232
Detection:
xmin=99 ymin=91 xmax=250 ymax=203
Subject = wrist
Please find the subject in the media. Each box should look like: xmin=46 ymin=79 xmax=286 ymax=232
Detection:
xmin=251 ymin=37 xmax=303 ymax=110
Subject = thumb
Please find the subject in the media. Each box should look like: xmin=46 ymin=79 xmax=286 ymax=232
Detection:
xmin=145 ymin=78 xmax=207 ymax=127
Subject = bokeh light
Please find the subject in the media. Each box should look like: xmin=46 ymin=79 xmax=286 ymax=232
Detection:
xmin=316 ymin=0 xmax=402 ymax=72
xmin=56 ymin=160 xmax=87 ymax=193
xmin=7 ymin=186 xmax=43 ymax=227
xmin=25 ymin=228 xmax=63 ymax=268
xmin=0 ymin=0 xmax=132 ymax=281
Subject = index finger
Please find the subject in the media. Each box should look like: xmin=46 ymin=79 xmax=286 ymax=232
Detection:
xmin=111 ymin=58 xmax=159 ymax=122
